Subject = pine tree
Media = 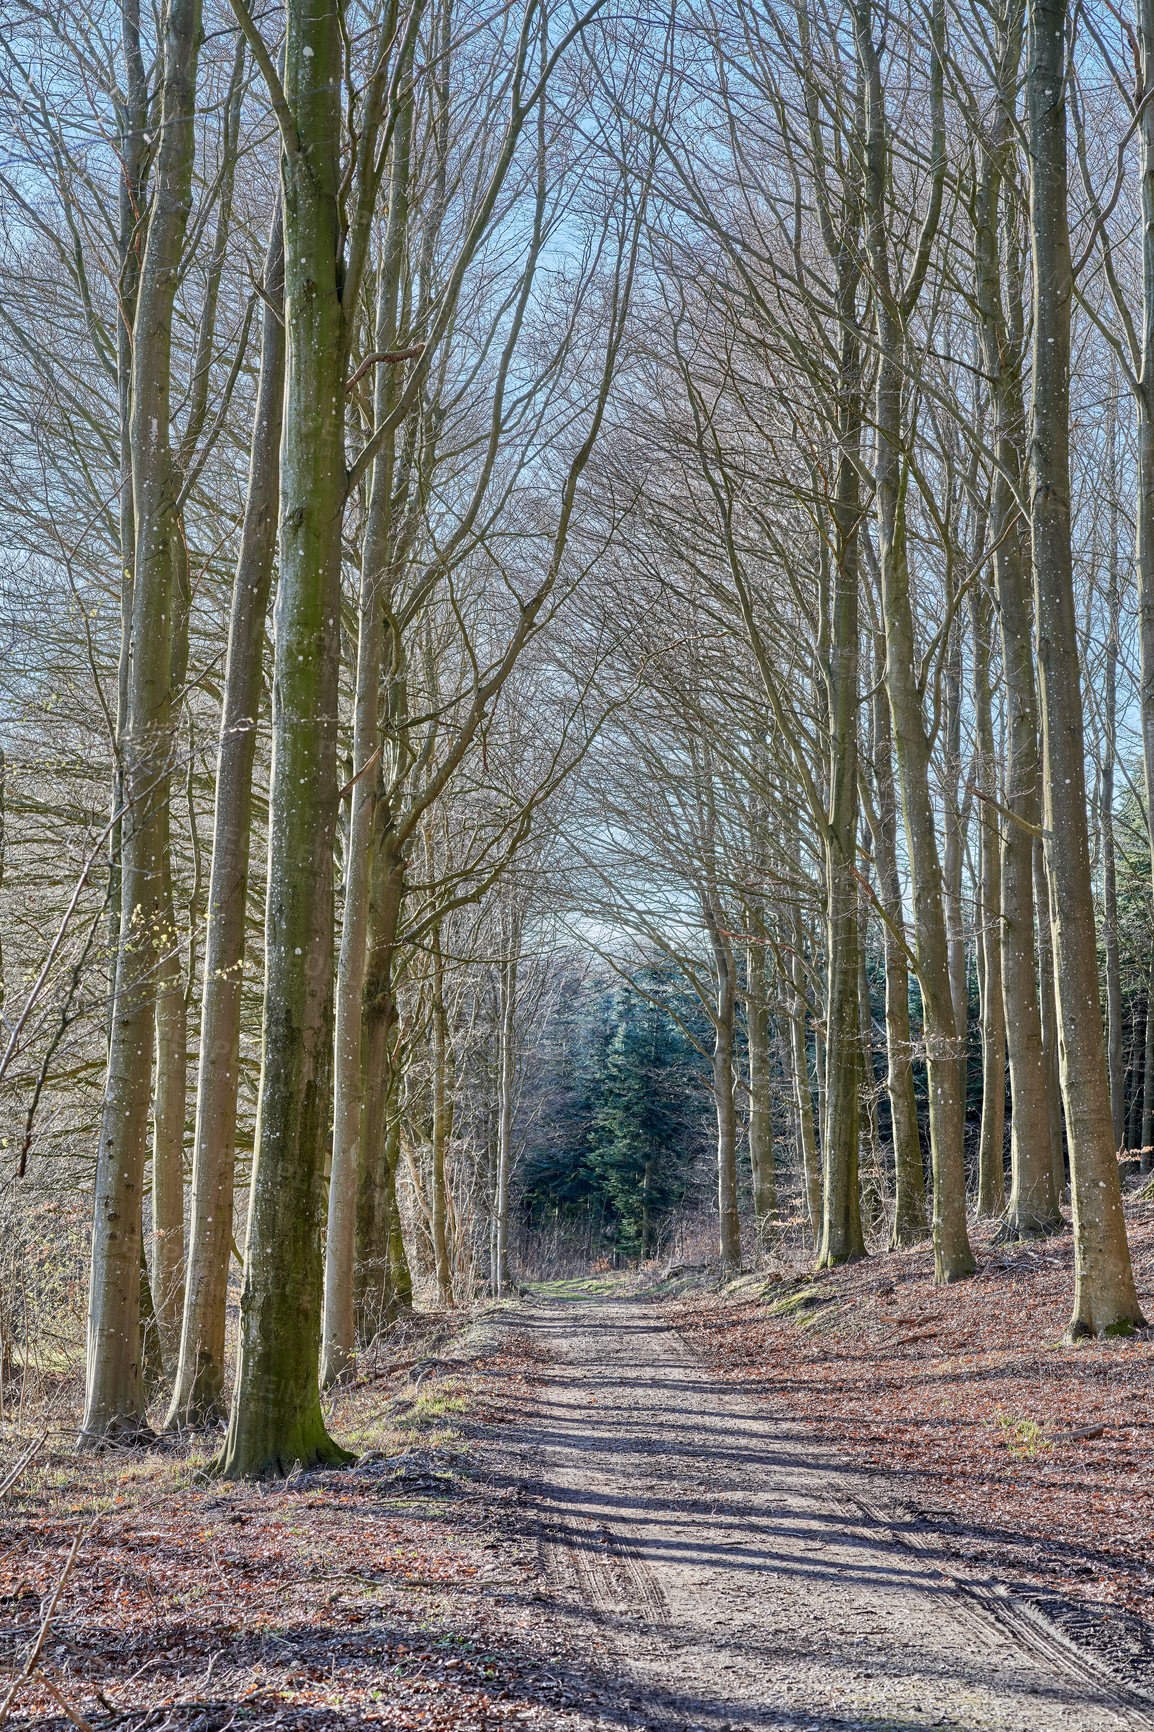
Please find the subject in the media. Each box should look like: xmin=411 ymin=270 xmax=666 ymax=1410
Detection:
xmin=589 ymin=992 xmax=695 ymax=1256
xmin=521 ymin=968 xmax=708 ymax=1257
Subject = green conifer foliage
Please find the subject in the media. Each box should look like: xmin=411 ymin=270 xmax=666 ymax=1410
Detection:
xmin=589 ymin=995 xmax=696 ymax=1255
xmin=524 ymin=971 xmax=707 ymax=1258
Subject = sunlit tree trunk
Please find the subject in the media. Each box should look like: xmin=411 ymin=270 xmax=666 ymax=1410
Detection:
xmin=322 ymin=56 xmax=412 ymax=1388
xmin=357 ymin=821 xmax=412 ymax=1332
xmin=745 ymin=939 xmax=777 ymax=1239
xmin=429 ymin=924 xmax=454 ymax=1308
xmin=817 ymin=249 xmax=864 ymax=1269
xmin=1135 ymin=0 xmax=1154 ymax=1106
xmin=494 ymin=949 xmax=518 ymax=1295
xmin=941 ymin=618 xmax=969 ymax=1108
xmin=788 ymin=932 xmax=823 ymax=1242
xmin=1142 ymin=957 xmax=1154 ymax=1155
xmin=151 ymin=847 xmax=186 ymax=1374
xmin=1103 ymin=423 xmax=1125 ymax=1150
xmin=867 ymin=635 xmax=926 ymax=1245
xmin=147 ymin=45 xmax=246 ymax=1378
xmin=858 ymin=0 xmax=973 ymax=1282
xmin=218 ymin=0 xmax=354 ymax=1475
xmin=709 ymin=917 xmax=740 ymax=1269
xmin=1026 ymin=0 xmax=1144 ymax=1336
xmin=971 ymin=583 xmax=1005 ymax=1217
xmin=1033 ymin=845 xmax=1066 ymax=1196
xmin=83 ymin=0 xmax=203 ymax=1444
xmin=858 ymin=935 xmax=884 ymax=1236
xmin=166 ymin=211 xmax=284 ymax=1429
xmin=968 ymin=13 xmax=1059 ymax=1240
xmin=149 ymin=529 xmax=193 ymax=1376
xmin=108 ymin=0 xmax=150 ymax=1016
xmin=1129 ymin=998 xmax=1145 ymax=1160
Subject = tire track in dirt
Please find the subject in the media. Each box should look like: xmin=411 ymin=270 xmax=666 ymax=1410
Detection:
xmin=850 ymin=1496 xmax=1154 ymax=1731
xmin=540 ymin=1510 xmax=670 ymax=1626
xmin=511 ymin=1294 xmax=1154 ymax=1732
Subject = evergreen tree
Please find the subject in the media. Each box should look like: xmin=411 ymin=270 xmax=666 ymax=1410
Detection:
xmin=589 ymin=992 xmax=696 ymax=1254
xmin=522 ymin=967 xmax=706 ymax=1256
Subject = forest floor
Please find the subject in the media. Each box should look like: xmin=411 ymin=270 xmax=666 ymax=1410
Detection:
xmin=3 ymin=1208 xmax=1154 ymax=1731
xmin=663 ymin=1195 xmax=1154 ymax=1702
xmin=0 ymin=1312 xmax=585 ymax=1732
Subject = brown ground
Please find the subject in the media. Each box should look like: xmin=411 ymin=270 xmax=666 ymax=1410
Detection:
xmin=3 ymin=1226 xmax=1154 ymax=1732
xmin=0 ymin=1319 xmax=580 ymax=1731
xmin=517 ymin=1287 xmax=1154 ymax=1731
xmin=672 ymin=1205 xmax=1154 ymax=1623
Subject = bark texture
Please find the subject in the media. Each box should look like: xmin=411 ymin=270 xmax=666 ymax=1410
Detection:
xmin=971 ymin=585 xmax=1006 ymax=1218
xmin=710 ymin=919 xmax=741 ymax=1270
xmin=969 ymin=10 xmax=1060 ymax=1240
xmin=858 ymin=0 xmax=973 ymax=1282
xmin=816 ymin=253 xmax=864 ymax=1270
xmin=84 ymin=0 xmax=202 ymax=1443
xmin=867 ymin=636 xmax=926 ymax=1245
xmin=746 ymin=941 xmax=777 ymax=1237
xmin=1026 ymin=0 xmax=1144 ymax=1337
xmin=357 ymin=820 xmax=413 ymax=1333
xmin=789 ymin=938 xmax=824 ymax=1243
xmin=166 ymin=212 xmax=284 ymax=1429
xmin=1137 ymin=0 xmax=1154 ymax=1127
xmin=321 ymin=71 xmax=412 ymax=1386
xmin=218 ymin=0 xmax=355 ymax=1474
xmin=493 ymin=922 xmax=520 ymax=1298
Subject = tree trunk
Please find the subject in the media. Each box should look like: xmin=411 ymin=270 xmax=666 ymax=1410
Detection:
xmin=942 ymin=617 xmax=969 ymax=1112
xmin=139 ymin=1241 xmax=164 ymax=1403
xmin=357 ymin=823 xmax=412 ymax=1333
xmin=1033 ymin=843 xmax=1066 ymax=1197
xmin=816 ymin=240 xmax=864 ymax=1270
xmin=789 ymin=938 xmax=823 ymax=1243
xmin=1136 ymin=0 xmax=1154 ymax=1159
xmin=858 ymin=938 xmax=884 ymax=1237
xmin=494 ymin=949 xmax=518 ymax=1297
xmin=322 ymin=521 xmax=384 ymax=1380
xmin=1103 ymin=434 xmax=1125 ymax=1149
xmin=218 ymin=0 xmax=355 ymax=1475
xmin=814 ymin=1019 xmax=827 ymax=1181
xmin=150 ymin=527 xmax=193 ymax=1379
xmin=429 ymin=926 xmax=454 ymax=1309
xmin=107 ymin=0 xmax=150 ymax=1031
xmin=710 ymin=922 xmax=740 ymax=1270
xmin=746 ymin=941 xmax=776 ymax=1240
xmin=969 ymin=26 xmax=1059 ymax=1241
xmin=322 ymin=59 xmax=412 ymax=1389
xmin=0 ymin=746 xmax=4 ymax=1018
xmin=867 ymin=639 xmax=926 ymax=1245
xmin=166 ymin=210 xmax=284 ymax=1430
xmin=1136 ymin=956 xmax=1143 ymax=1156
xmin=83 ymin=0 xmax=202 ymax=1445
xmin=146 ymin=49 xmax=242 ymax=1354
xmin=1026 ymin=0 xmax=1144 ymax=1336
xmin=876 ymin=365 xmax=972 ymax=1285
xmin=858 ymin=0 xmax=972 ymax=1283
xmin=971 ymin=585 xmax=1006 ymax=1218
xmin=151 ymin=854 xmax=186 ymax=1375
xmin=1129 ymin=997 xmax=1145 ymax=1156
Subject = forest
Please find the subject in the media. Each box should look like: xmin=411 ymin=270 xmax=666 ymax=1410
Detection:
xmin=2 ymin=0 xmax=1154 ymax=1721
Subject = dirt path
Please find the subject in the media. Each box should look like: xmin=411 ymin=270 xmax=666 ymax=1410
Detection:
xmin=507 ymin=1293 xmax=1154 ymax=1732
